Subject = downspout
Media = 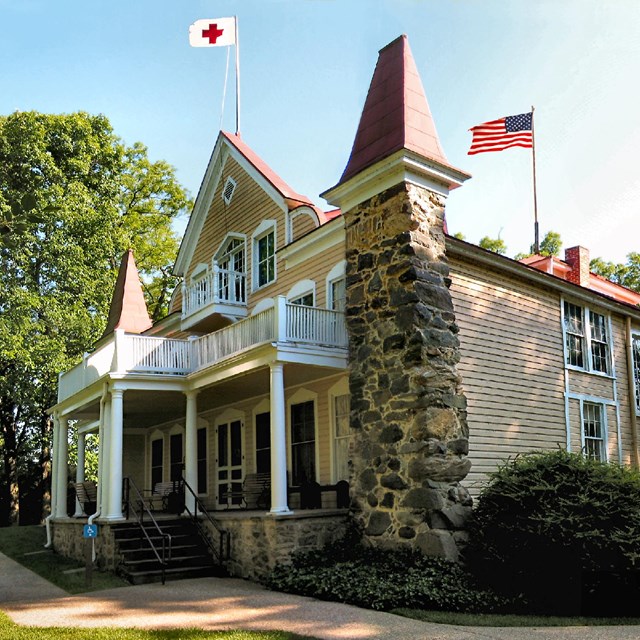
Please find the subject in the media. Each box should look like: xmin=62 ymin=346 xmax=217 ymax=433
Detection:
xmin=625 ymin=318 xmax=640 ymax=468
xmin=88 ymin=383 xmax=109 ymax=560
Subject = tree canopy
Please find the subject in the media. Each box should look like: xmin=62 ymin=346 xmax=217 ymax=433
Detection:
xmin=0 ymin=111 xmax=191 ymax=525
xmin=591 ymin=253 xmax=640 ymax=294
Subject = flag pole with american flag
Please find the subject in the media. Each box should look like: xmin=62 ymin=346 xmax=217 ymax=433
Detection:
xmin=189 ymin=16 xmax=241 ymax=136
xmin=468 ymin=109 xmax=539 ymax=254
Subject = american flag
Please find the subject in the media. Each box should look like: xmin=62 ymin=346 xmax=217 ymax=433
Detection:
xmin=467 ymin=112 xmax=533 ymax=155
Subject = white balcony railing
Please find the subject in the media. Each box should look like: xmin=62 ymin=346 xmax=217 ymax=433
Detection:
xmin=58 ymin=297 xmax=347 ymax=403
xmin=182 ymin=267 xmax=246 ymax=319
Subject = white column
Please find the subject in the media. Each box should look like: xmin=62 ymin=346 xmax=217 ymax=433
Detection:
xmin=184 ymin=390 xmax=199 ymax=514
xmin=269 ymin=362 xmax=291 ymax=514
xmin=74 ymin=432 xmax=86 ymax=516
xmin=49 ymin=414 xmax=60 ymax=520
xmin=98 ymin=397 xmax=111 ymax=515
xmin=55 ymin=417 xmax=70 ymax=518
xmin=106 ymin=388 xmax=124 ymax=520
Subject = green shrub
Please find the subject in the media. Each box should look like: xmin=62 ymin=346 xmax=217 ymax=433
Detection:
xmin=264 ymin=529 xmax=512 ymax=613
xmin=467 ymin=450 xmax=640 ymax=615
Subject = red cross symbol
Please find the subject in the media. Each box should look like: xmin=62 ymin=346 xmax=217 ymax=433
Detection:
xmin=202 ymin=23 xmax=224 ymax=44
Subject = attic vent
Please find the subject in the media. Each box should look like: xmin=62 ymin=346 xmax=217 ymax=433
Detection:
xmin=222 ymin=177 xmax=237 ymax=205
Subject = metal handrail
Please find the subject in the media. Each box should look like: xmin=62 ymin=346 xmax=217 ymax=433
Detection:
xmin=123 ymin=477 xmax=172 ymax=585
xmin=180 ymin=476 xmax=230 ymax=563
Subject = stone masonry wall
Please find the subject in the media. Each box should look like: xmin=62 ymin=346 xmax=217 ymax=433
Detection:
xmin=52 ymin=519 xmax=120 ymax=571
xmin=207 ymin=513 xmax=349 ymax=580
xmin=345 ymin=182 xmax=472 ymax=560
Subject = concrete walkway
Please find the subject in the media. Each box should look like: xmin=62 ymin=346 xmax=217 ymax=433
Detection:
xmin=1 ymin=552 xmax=639 ymax=640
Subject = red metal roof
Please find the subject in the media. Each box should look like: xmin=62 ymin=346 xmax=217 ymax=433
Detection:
xmin=340 ymin=35 xmax=458 ymax=182
xmin=101 ymin=250 xmax=153 ymax=338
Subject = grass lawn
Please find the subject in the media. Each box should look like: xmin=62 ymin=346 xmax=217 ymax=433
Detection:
xmin=0 ymin=525 xmax=128 ymax=594
xmin=393 ymin=608 xmax=640 ymax=627
xmin=0 ymin=612 xmax=317 ymax=640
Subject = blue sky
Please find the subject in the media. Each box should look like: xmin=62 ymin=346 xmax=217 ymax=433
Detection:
xmin=2 ymin=0 xmax=639 ymax=263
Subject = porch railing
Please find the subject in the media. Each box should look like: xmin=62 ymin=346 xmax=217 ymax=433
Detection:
xmin=181 ymin=476 xmax=230 ymax=564
xmin=123 ymin=477 xmax=172 ymax=585
xmin=58 ymin=298 xmax=347 ymax=402
xmin=182 ymin=268 xmax=246 ymax=319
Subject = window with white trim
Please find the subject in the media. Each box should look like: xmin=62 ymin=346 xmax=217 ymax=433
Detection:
xmin=288 ymin=279 xmax=316 ymax=307
xmin=214 ymin=235 xmax=246 ymax=303
xmin=326 ymin=261 xmax=347 ymax=311
xmin=252 ymin=221 xmax=276 ymax=289
xmin=582 ymin=402 xmax=605 ymax=461
xmin=562 ymin=301 xmax=610 ymax=374
xmin=633 ymin=335 xmax=640 ymax=414
xmin=291 ymin=400 xmax=316 ymax=485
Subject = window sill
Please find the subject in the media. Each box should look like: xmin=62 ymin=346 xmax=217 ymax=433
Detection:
xmin=565 ymin=365 xmax=614 ymax=380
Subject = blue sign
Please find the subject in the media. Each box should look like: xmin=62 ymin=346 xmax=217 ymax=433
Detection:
xmin=83 ymin=524 xmax=98 ymax=538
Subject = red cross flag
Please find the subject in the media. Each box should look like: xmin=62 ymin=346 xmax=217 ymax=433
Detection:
xmin=189 ymin=18 xmax=236 ymax=47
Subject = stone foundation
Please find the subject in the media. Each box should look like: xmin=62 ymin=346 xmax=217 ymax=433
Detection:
xmin=52 ymin=511 xmax=349 ymax=581
xmin=207 ymin=510 xmax=349 ymax=580
xmin=51 ymin=518 xmax=120 ymax=571
xmin=345 ymin=182 xmax=472 ymax=559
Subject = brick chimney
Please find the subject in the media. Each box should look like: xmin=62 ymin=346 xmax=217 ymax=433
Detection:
xmin=564 ymin=246 xmax=590 ymax=287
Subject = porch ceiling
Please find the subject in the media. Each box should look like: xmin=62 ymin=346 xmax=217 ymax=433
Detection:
xmin=69 ymin=362 xmax=344 ymax=429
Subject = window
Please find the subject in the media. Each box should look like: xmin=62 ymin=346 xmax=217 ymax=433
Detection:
xmin=330 ymin=278 xmax=346 ymax=311
xmin=151 ymin=438 xmax=163 ymax=488
xmin=291 ymin=400 xmax=315 ymax=485
xmin=563 ymin=302 xmax=610 ymax=374
xmin=589 ymin=312 xmax=609 ymax=373
xmin=170 ymin=433 xmax=183 ymax=482
xmin=633 ymin=335 xmax=640 ymax=414
xmin=197 ymin=427 xmax=207 ymax=494
xmin=215 ymin=235 xmax=246 ymax=303
xmin=333 ymin=394 xmax=351 ymax=482
xmin=255 ymin=412 xmax=271 ymax=474
xmin=564 ymin=302 xmax=584 ymax=368
xmin=256 ymin=231 xmax=275 ymax=287
xmin=252 ymin=221 xmax=276 ymax=290
xmin=290 ymin=292 xmax=314 ymax=307
xmin=582 ymin=402 xmax=605 ymax=461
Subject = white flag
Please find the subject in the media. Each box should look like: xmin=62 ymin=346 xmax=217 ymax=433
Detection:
xmin=189 ymin=18 xmax=236 ymax=47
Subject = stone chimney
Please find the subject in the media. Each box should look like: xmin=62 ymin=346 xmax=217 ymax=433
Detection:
xmin=322 ymin=35 xmax=472 ymax=561
xmin=564 ymin=246 xmax=590 ymax=287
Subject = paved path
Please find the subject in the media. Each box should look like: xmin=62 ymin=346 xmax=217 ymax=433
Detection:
xmin=1 ymin=551 xmax=640 ymax=640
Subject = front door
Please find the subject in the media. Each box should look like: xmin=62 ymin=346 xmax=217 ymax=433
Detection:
xmin=216 ymin=420 xmax=243 ymax=507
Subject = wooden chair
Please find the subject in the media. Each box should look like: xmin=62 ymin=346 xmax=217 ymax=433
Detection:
xmin=145 ymin=481 xmax=184 ymax=512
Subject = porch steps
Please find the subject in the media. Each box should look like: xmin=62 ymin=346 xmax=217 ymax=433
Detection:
xmin=113 ymin=518 xmax=225 ymax=584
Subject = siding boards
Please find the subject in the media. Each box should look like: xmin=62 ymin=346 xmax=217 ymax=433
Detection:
xmin=450 ymin=256 xmax=566 ymax=492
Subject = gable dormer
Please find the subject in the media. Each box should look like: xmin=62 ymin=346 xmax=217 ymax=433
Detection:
xmin=172 ymin=132 xmax=327 ymax=332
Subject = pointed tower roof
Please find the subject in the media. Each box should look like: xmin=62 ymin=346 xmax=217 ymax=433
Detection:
xmin=340 ymin=35 xmax=451 ymax=181
xmin=322 ymin=35 xmax=470 ymax=210
xmin=101 ymin=250 xmax=153 ymax=338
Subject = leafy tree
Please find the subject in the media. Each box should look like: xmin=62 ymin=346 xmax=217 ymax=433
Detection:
xmin=515 ymin=230 xmax=562 ymax=260
xmin=0 ymin=111 xmax=191 ymax=525
xmin=478 ymin=236 xmax=507 ymax=255
xmin=591 ymin=253 xmax=640 ymax=293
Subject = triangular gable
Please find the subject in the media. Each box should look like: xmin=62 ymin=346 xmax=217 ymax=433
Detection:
xmin=174 ymin=132 xmax=325 ymax=277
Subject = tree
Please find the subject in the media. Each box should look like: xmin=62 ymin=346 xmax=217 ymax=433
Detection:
xmin=0 ymin=111 xmax=191 ymax=525
xmin=591 ymin=253 xmax=640 ymax=293
xmin=515 ymin=231 xmax=562 ymax=260
xmin=479 ymin=236 xmax=507 ymax=255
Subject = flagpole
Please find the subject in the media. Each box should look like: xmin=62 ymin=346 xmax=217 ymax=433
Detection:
xmin=235 ymin=16 xmax=241 ymax=136
xmin=531 ymin=105 xmax=539 ymax=254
